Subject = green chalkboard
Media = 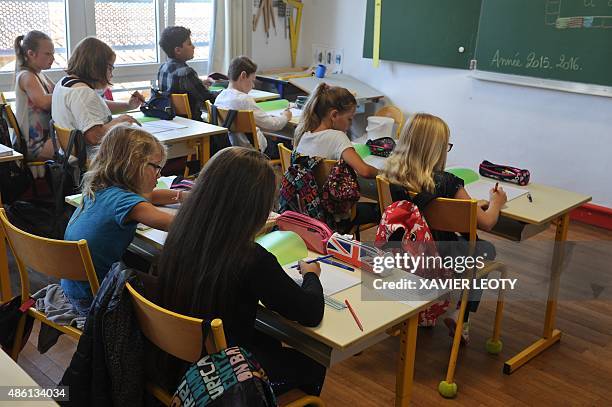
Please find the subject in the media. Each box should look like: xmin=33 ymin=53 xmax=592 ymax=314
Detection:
xmin=475 ymin=0 xmax=612 ymax=87
xmin=363 ymin=0 xmax=482 ymax=69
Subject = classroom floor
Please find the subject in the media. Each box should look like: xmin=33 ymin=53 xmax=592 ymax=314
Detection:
xmin=11 ymin=221 xmax=612 ymax=406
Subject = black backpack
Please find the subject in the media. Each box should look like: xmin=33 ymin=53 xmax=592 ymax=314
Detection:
xmin=141 ymin=88 xmax=176 ymax=120
xmin=0 ymin=103 xmax=32 ymax=204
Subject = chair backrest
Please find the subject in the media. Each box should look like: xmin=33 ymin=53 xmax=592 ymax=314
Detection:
xmin=0 ymin=208 xmax=100 ymax=299
xmin=170 ymin=93 xmax=192 ymax=119
xmin=374 ymin=105 xmax=405 ymax=138
xmin=210 ymin=105 xmax=260 ymax=152
xmin=278 ymin=143 xmax=292 ymax=173
xmin=52 ymin=122 xmax=74 ymax=155
xmin=0 ymin=93 xmax=22 ymax=140
xmin=375 ymin=176 xmax=477 ymax=242
xmin=126 ymin=282 xmax=227 ymax=363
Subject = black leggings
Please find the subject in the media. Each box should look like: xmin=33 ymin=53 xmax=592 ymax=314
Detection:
xmin=250 ymin=331 xmax=326 ymax=396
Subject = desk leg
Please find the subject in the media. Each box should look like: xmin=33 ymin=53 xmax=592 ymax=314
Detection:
xmin=396 ymin=314 xmax=418 ymax=406
xmin=200 ymin=137 xmax=211 ymax=168
xmin=503 ymin=213 xmax=569 ymax=374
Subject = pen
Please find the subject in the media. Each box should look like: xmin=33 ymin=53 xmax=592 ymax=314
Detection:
xmin=494 ymin=182 xmax=499 ymax=192
xmin=345 ymin=299 xmax=364 ymax=331
xmin=290 ymin=254 xmax=334 ymax=268
xmin=527 ymin=192 xmax=533 ymax=202
xmin=320 ymin=258 xmax=354 ymax=272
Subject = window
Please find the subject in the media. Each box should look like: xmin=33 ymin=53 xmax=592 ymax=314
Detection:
xmin=0 ymin=0 xmax=68 ymax=72
xmin=0 ymin=0 xmax=213 ymax=91
xmin=94 ymin=0 xmax=158 ymax=65
xmin=173 ymin=0 xmax=213 ymax=61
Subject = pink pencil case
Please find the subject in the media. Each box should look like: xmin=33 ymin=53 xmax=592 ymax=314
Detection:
xmin=276 ymin=211 xmax=333 ymax=254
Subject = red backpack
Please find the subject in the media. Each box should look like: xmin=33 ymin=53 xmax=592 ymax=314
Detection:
xmin=375 ymin=200 xmax=452 ymax=327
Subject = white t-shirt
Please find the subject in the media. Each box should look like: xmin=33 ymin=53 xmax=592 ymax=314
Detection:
xmin=51 ymin=80 xmax=112 ymax=137
xmin=295 ymin=129 xmax=354 ymax=160
xmin=214 ymin=88 xmax=288 ymax=152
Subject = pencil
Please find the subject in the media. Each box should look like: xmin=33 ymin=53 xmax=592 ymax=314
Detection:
xmin=494 ymin=182 xmax=499 ymax=192
xmin=345 ymin=299 xmax=364 ymax=331
xmin=290 ymin=254 xmax=334 ymax=268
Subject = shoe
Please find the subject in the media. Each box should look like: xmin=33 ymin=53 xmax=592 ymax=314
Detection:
xmin=443 ymin=318 xmax=470 ymax=345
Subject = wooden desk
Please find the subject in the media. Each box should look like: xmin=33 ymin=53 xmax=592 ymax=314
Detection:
xmin=0 ymin=349 xmax=59 ymax=406
xmin=497 ymin=184 xmax=591 ymax=374
xmin=289 ymin=74 xmax=385 ymax=103
xmin=128 ymin=114 xmax=228 ymax=167
xmin=257 ymin=251 xmax=439 ymax=406
xmin=0 ymin=149 xmax=24 ymax=302
xmin=65 ymin=194 xmax=278 ymax=250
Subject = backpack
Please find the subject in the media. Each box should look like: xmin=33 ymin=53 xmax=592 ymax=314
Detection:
xmin=375 ymin=200 xmax=452 ymax=326
xmin=0 ymin=103 xmax=33 ymax=204
xmin=141 ymin=88 xmax=176 ymax=120
xmin=171 ymin=346 xmax=277 ymax=407
xmin=279 ymin=151 xmax=326 ymax=221
xmin=321 ymin=159 xmax=360 ymax=220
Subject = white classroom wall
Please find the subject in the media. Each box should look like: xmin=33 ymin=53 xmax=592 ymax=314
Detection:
xmin=251 ymin=0 xmax=612 ymax=208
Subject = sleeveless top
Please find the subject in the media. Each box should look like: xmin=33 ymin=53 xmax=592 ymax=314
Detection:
xmin=15 ymin=70 xmax=54 ymax=159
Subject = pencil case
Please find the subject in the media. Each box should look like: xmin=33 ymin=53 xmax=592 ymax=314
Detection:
xmin=276 ymin=211 xmax=333 ymax=254
xmin=479 ymin=160 xmax=530 ymax=186
xmin=366 ymin=137 xmax=396 ymax=157
xmin=326 ymin=233 xmax=392 ymax=276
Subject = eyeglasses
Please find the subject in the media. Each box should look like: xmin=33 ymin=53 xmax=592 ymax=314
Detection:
xmin=107 ymin=64 xmax=115 ymax=72
xmin=448 ymin=143 xmax=454 ymax=152
xmin=147 ymin=162 xmax=163 ymax=176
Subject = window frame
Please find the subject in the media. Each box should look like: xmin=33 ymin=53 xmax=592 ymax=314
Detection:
xmin=0 ymin=0 xmax=210 ymax=93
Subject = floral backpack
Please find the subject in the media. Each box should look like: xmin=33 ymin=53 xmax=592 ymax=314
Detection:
xmin=321 ymin=159 xmax=360 ymax=220
xmin=279 ymin=151 xmax=326 ymax=221
xmin=375 ymin=199 xmax=452 ymax=327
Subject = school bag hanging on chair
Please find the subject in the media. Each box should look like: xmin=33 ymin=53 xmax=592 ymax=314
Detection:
xmin=279 ymin=151 xmax=326 ymax=222
xmin=0 ymin=103 xmax=32 ymax=204
xmin=321 ymin=158 xmax=360 ymax=221
xmin=375 ymin=199 xmax=453 ymax=327
xmin=171 ymin=346 xmax=277 ymax=407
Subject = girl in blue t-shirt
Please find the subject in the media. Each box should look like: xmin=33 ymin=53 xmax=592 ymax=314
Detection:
xmin=62 ymin=124 xmax=188 ymax=314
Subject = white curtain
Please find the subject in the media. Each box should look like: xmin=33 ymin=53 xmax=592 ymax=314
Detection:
xmin=208 ymin=0 xmax=252 ymax=74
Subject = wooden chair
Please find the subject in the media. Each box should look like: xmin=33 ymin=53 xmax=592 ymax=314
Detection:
xmin=125 ymin=282 xmax=323 ymax=407
xmin=279 ymin=143 xmax=378 ymax=240
xmin=0 ymin=208 xmax=100 ymax=361
xmin=375 ymin=176 xmax=506 ymax=398
xmin=373 ymin=105 xmax=405 ymax=138
xmin=0 ymin=92 xmax=45 ymax=178
xmin=170 ymin=93 xmax=192 ymax=119
xmin=170 ymin=94 xmax=199 ymax=177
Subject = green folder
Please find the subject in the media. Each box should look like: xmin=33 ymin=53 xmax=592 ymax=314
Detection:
xmin=255 ymin=231 xmax=308 ymax=266
xmin=446 ymin=168 xmax=479 ymax=185
xmin=353 ymin=143 xmax=371 ymax=159
xmin=209 ymin=85 xmax=225 ymax=92
xmin=256 ymin=99 xmax=290 ymax=112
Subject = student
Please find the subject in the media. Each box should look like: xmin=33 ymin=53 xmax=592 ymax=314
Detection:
xmin=382 ymin=113 xmax=508 ymax=342
xmin=156 ymin=147 xmax=326 ymax=396
xmin=62 ymin=125 xmax=186 ymax=315
xmin=294 ymin=83 xmax=380 ymax=226
xmin=158 ymin=26 xmax=215 ymax=121
xmin=13 ymin=31 xmax=56 ymax=161
xmin=51 ymin=37 xmax=143 ymax=157
xmin=214 ymin=55 xmax=291 ymax=152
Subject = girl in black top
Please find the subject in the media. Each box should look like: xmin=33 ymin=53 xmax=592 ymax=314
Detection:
xmin=156 ymin=147 xmax=326 ymax=396
xmin=382 ymin=113 xmax=507 ymax=343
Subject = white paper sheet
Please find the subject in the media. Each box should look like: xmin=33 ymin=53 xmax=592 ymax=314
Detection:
xmin=284 ymin=261 xmax=360 ymax=296
xmin=363 ymin=154 xmax=387 ymax=170
xmin=465 ymin=179 xmax=529 ymax=202
xmin=268 ymin=108 xmax=302 ymax=119
xmin=140 ymin=120 xmax=188 ymax=134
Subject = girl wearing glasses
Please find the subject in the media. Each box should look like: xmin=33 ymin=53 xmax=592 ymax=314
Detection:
xmin=62 ymin=125 xmax=185 ymax=314
xmin=382 ymin=113 xmax=507 ymax=343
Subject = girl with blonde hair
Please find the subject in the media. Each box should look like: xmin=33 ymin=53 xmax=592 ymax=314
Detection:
xmin=383 ymin=113 xmax=507 ymax=343
xmin=62 ymin=125 xmax=187 ymax=314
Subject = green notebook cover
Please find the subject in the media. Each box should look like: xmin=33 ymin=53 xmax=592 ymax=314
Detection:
xmin=255 ymin=231 xmax=307 ymax=266
xmin=256 ymin=99 xmax=290 ymax=112
xmin=446 ymin=168 xmax=479 ymax=185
